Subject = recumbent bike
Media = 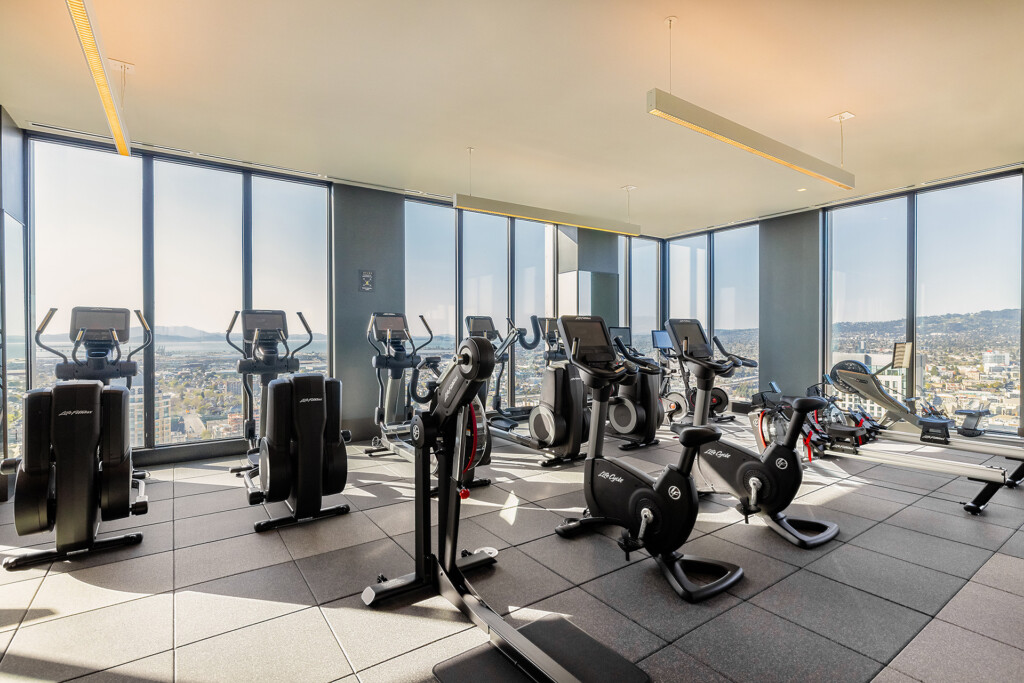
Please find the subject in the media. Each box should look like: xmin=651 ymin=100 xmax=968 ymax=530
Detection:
xmin=1 ymin=307 xmax=151 ymax=570
xmin=225 ymin=309 xmax=350 ymax=532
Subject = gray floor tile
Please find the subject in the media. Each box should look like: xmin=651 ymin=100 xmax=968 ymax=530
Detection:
xmin=97 ymin=498 xmax=173 ymax=534
xmin=971 ymin=552 xmax=1024 ymax=598
xmin=694 ymin=498 xmax=745 ymax=534
xmin=784 ymin=502 xmax=878 ymax=542
xmin=534 ymin=489 xmax=588 ymax=515
xmin=391 ymin=518 xmax=509 ymax=559
xmin=143 ymin=480 xmax=174 ymax=502
xmin=470 ymin=546 xmax=572 ymax=614
xmin=175 ymin=607 xmax=351 ymax=682
xmin=807 ymin=544 xmax=965 ymax=615
xmin=356 ymin=628 xmax=489 ymax=683
xmin=712 ymin=515 xmax=841 ymax=567
xmin=0 ymin=629 xmax=13 ymax=663
xmin=850 ymin=523 xmax=993 ymax=579
xmin=507 ymin=587 xmax=667 ymax=663
xmin=0 ymin=542 xmax=52 ymax=587
xmin=75 ymin=650 xmax=173 ymax=682
xmin=278 ymin=509 xmax=387 ymax=559
xmin=681 ymin=534 xmax=800 ymax=600
xmin=799 ymin=486 xmax=908 ymax=521
xmin=26 ymin=551 xmax=172 ymax=627
xmin=519 ymin=531 xmax=642 ymax=584
xmin=296 ymin=537 xmax=413 ymax=604
xmin=677 ymin=602 xmax=881 ymax=683
xmin=870 ymin=667 xmax=919 ymax=683
xmin=856 ymin=465 xmax=954 ymax=493
xmin=889 ymin=620 xmax=1024 ymax=682
xmin=637 ymin=644 xmax=731 ymax=683
xmin=173 ymin=530 xmax=293 ymax=588
xmin=581 ymin=558 xmax=742 ymax=642
xmin=936 ymin=581 xmax=1024 ymax=650
xmin=499 ymin=469 xmax=585 ymax=503
xmin=173 ymin=486 xmax=250 ymax=518
xmin=347 ymin=463 xmax=406 ymax=488
xmin=173 ymin=457 xmax=244 ymax=480
xmin=886 ymin=505 xmax=1015 ymax=550
xmin=48 ymin=520 xmax=174 ymax=573
xmin=999 ymin=530 xmax=1024 ymax=559
xmin=174 ymin=561 xmax=315 ymax=645
xmin=0 ymin=576 xmax=42 ymax=632
xmin=0 ymin=593 xmax=172 ymax=681
xmin=173 ymin=505 xmax=270 ymax=548
xmin=455 ymin=481 xmax=526 ymax=518
xmin=828 ymin=481 xmax=924 ymax=505
xmin=923 ymin=492 xmax=1024 ymax=529
xmin=935 ymin=477 xmax=1024 ymax=510
xmin=322 ymin=592 xmax=473 ymax=671
xmin=345 ymin=481 xmax=417 ymax=512
xmin=473 ymin=505 xmax=563 ymax=545
xmin=751 ymin=570 xmax=930 ymax=662
xmin=364 ymin=500 xmax=422 ymax=537
xmin=171 ymin=471 xmax=244 ymax=499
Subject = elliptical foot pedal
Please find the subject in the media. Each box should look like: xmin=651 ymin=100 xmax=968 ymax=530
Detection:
xmin=433 ymin=615 xmax=650 ymax=683
xmin=765 ymin=513 xmax=839 ymax=549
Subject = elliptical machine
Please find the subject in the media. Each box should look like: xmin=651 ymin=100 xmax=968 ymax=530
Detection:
xmin=2 ymin=307 xmax=151 ymax=570
xmin=226 ymin=310 xmax=350 ymax=532
xmin=555 ymin=316 xmax=743 ymax=602
xmin=466 ymin=314 xmax=542 ymax=427
xmin=666 ymin=318 xmax=840 ymax=549
xmin=605 ymin=327 xmax=663 ymax=450
xmin=363 ymin=331 xmax=651 ymax=683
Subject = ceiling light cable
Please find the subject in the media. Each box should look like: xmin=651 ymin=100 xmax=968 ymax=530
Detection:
xmin=840 ymin=117 xmax=845 ymax=168
xmin=467 ymin=146 xmax=474 ymax=196
xmin=666 ymin=16 xmax=676 ymax=94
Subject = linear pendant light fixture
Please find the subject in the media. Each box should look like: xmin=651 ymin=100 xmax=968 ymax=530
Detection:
xmin=65 ymin=0 xmax=131 ymax=155
xmin=647 ymin=88 xmax=854 ymax=190
xmin=454 ymin=194 xmax=641 ymax=236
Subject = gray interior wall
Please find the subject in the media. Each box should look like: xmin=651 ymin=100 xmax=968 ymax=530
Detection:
xmin=332 ymin=184 xmax=405 ymax=440
xmin=758 ymin=209 xmax=823 ymax=394
xmin=0 ymin=106 xmax=25 ymax=223
xmin=556 ymin=226 xmax=620 ymax=322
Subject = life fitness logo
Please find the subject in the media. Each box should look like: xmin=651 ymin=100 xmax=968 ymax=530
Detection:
xmin=668 ymin=485 xmax=682 ymax=500
xmin=299 ymin=397 xmax=322 ymax=404
xmin=775 ymin=458 xmax=788 ymax=470
xmin=59 ymin=410 xmax=93 ymax=417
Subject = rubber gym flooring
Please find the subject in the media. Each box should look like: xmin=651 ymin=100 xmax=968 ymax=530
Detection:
xmin=1 ymin=421 xmax=1023 ymax=682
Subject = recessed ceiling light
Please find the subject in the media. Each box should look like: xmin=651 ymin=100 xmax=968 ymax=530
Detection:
xmin=797 ymin=188 xmax=807 ymax=192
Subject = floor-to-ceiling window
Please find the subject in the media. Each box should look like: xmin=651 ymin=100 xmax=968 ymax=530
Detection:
xmin=513 ymin=220 xmax=554 ymax=407
xmin=916 ymin=177 xmax=1022 ymax=430
xmin=154 ymin=160 xmax=243 ymax=444
xmin=462 ymin=211 xmax=510 ymax=402
xmin=668 ymin=234 xmax=708 ymax=327
xmin=3 ymin=213 xmax=26 ymax=457
xmin=404 ymin=201 xmax=456 ymax=354
xmin=828 ymin=198 xmax=909 ymax=414
xmin=629 ymin=238 xmax=660 ymax=355
xmin=31 ymin=141 xmax=146 ymax=445
xmin=713 ymin=225 xmax=759 ymax=398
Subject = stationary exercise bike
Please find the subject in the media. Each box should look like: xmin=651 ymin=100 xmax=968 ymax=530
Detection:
xmin=555 ymin=315 xmax=743 ymax=602
xmin=666 ymin=318 xmax=840 ymax=549
xmin=226 ymin=310 xmax=350 ymax=532
xmin=652 ymin=329 xmax=732 ymax=425
xmin=2 ymin=307 xmax=151 ymax=570
xmin=605 ymin=326 xmax=663 ymax=450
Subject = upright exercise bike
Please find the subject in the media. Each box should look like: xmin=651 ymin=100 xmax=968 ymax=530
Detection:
xmin=555 ymin=315 xmax=743 ymax=602
xmin=666 ymin=318 xmax=840 ymax=549
xmin=605 ymin=326 xmax=663 ymax=450
xmin=652 ymin=329 xmax=732 ymax=425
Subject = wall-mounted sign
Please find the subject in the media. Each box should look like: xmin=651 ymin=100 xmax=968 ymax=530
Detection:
xmin=359 ymin=270 xmax=374 ymax=292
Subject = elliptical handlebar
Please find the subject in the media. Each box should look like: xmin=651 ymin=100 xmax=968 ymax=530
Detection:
xmin=712 ymin=335 xmax=758 ymax=368
xmin=35 ymin=307 xmax=69 ymax=363
xmin=127 ymin=309 xmax=152 ymax=362
xmin=410 ymin=315 xmax=433 ymax=356
xmin=613 ymin=337 xmax=660 ymax=373
xmin=291 ymin=311 xmax=314 ymax=358
xmin=226 ymin=310 xmax=246 ymax=356
xmin=517 ymin=315 xmax=542 ymax=350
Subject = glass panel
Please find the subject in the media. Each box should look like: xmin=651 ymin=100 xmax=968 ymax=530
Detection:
xmin=513 ymin=220 xmax=554 ymax=407
xmin=917 ymin=177 xmax=1022 ymax=431
xmin=630 ymin=238 xmax=660 ymax=355
xmin=668 ymin=235 xmax=708 ymax=328
xmin=154 ymin=160 xmax=243 ymax=444
xmin=713 ymin=225 xmax=759 ymax=398
xmin=462 ymin=211 xmax=509 ymax=401
xmin=4 ymin=214 xmax=26 ymax=458
xmin=828 ymin=198 xmax=908 ymax=415
xmin=404 ymin=201 xmax=456 ymax=354
xmin=618 ymin=236 xmax=628 ymax=326
xmin=252 ymin=177 xmax=329 ymax=377
xmin=30 ymin=141 xmax=145 ymax=446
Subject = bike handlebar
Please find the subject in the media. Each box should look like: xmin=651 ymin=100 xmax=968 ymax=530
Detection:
xmin=712 ymin=335 xmax=758 ymax=368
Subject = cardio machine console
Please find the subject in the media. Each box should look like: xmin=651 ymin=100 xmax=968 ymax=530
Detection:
xmin=465 ymin=315 xmax=499 ymax=340
xmin=608 ymin=326 xmax=632 ymax=348
xmin=666 ymin=319 xmax=713 ymax=359
xmin=240 ymin=310 xmax=289 ymax=342
xmin=651 ymin=329 xmax=673 ymax=351
xmin=69 ymin=306 xmax=132 ymax=342
xmin=559 ymin=316 xmax=616 ymax=365
xmin=371 ymin=313 xmax=410 ymax=342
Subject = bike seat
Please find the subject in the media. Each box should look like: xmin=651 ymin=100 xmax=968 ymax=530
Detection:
xmin=791 ymin=396 xmax=827 ymax=413
xmin=825 ymin=424 xmax=866 ymax=439
xmin=955 ymin=409 xmax=990 ymax=417
xmin=671 ymin=425 xmax=721 ymax=448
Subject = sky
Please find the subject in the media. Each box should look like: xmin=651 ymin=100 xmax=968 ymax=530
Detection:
xmin=668 ymin=234 xmax=708 ymax=325
xmin=712 ymin=224 xmax=759 ymax=331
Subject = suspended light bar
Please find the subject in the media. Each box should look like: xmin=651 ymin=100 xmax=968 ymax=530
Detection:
xmin=647 ymin=88 xmax=854 ymax=190
xmin=453 ymin=194 xmax=640 ymax=236
xmin=66 ymin=0 xmax=130 ymax=155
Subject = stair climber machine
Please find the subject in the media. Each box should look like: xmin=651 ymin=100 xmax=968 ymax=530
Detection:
xmin=666 ymin=318 xmax=840 ymax=549
xmin=225 ymin=310 xmax=350 ymax=532
xmin=555 ymin=316 xmax=744 ymax=602
xmin=652 ymin=329 xmax=733 ymax=425
xmin=1 ymin=307 xmax=151 ymax=570
xmin=467 ymin=315 xmax=589 ymax=468
xmin=605 ymin=326 xmax=663 ymax=450
xmin=829 ymin=341 xmax=1024 ymax=496
xmin=751 ymin=374 xmax=1013 ymax=516
xmin=366 ymin=312 xmax=491 ymax=490
xmin=362 ymin=332 xmax=652 ymax=683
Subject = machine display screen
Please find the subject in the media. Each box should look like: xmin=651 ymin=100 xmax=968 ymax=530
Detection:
xmin=668 ymin=319 xmax=712 ymax=358
xmin=651 ymin=329 xmax=672 ymax=350
xmin=70 ymin=307 xmax=131 ymax=342
xmin=372 ymin=313 xmax=408 ymax=341
xmin=608 ymin=327 xmax=631 ymax=346
xmin=466 ymin=316 xmax=496 ymax=335
xmin=241 ymin=310 xmax=288 ymax=341
xmin=562 ymin=318 xmax=611 ymax=349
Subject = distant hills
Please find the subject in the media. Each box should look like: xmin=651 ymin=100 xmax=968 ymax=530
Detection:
xmin=25 ymin=325 xmax=328 ymax=345
xmin=834 ymin=308 xmax=1020 ymax=341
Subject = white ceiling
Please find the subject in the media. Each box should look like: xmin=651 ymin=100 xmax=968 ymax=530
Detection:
xmin=1 ymin=0 xmax=1022 ymax=237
